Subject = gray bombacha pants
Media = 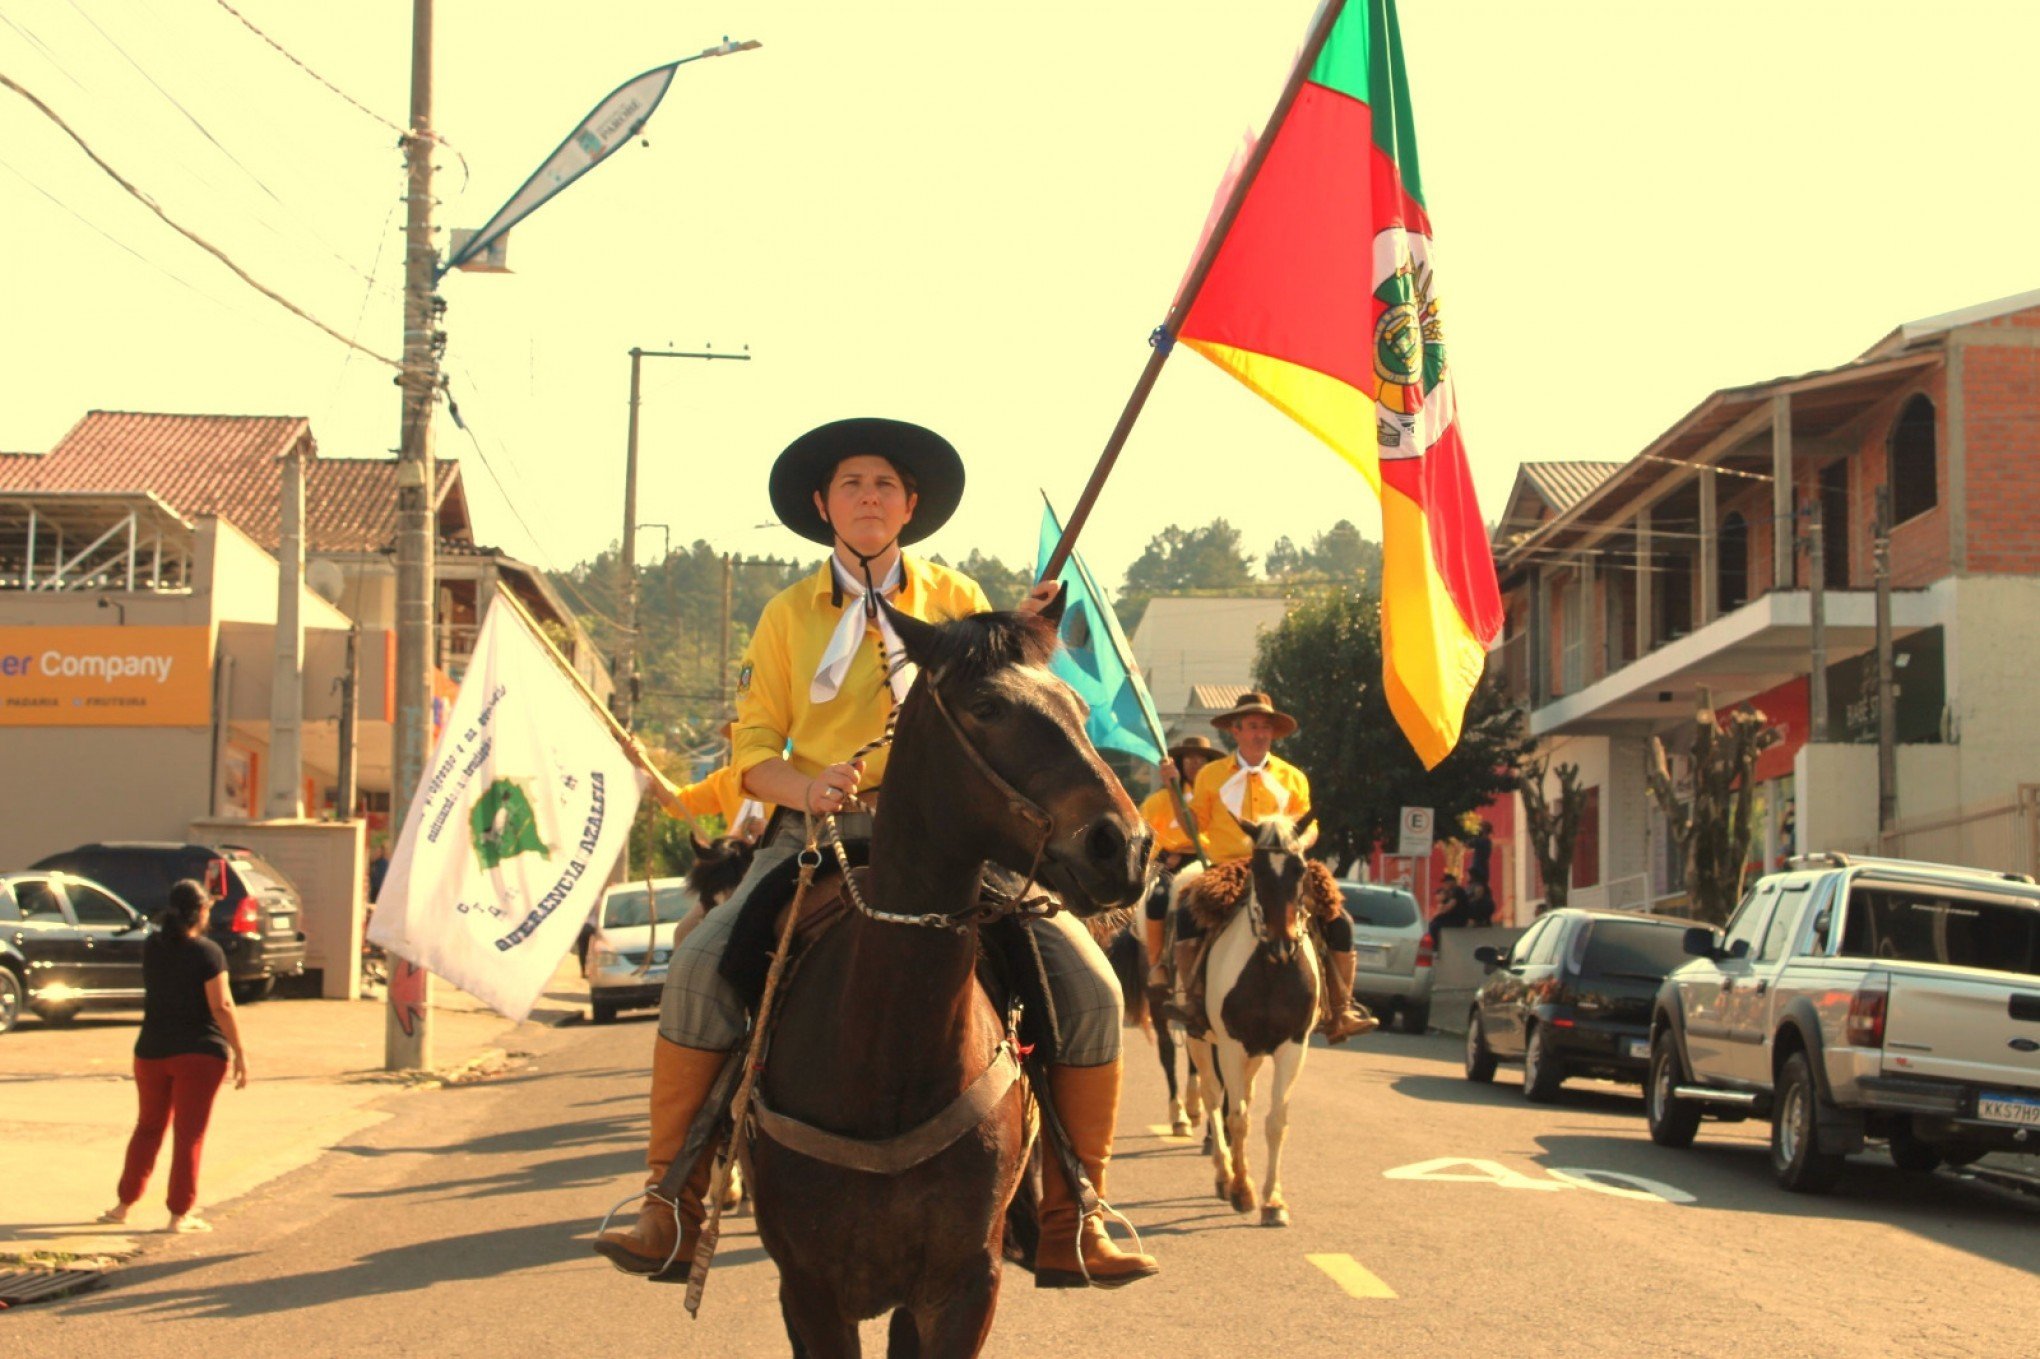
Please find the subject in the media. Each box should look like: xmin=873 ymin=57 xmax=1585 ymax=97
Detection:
xmin=657 ymin=832 xmax=1123 ymax=1068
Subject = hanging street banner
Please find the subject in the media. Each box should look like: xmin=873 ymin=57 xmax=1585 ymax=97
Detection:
xmin=440 ymin=39 xmax=760 ymax=276
xmin=369 ymin=597 xmax=645 ymax=1020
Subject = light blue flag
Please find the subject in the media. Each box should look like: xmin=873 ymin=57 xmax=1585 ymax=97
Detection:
xmin=1036 ymin=498 xmax=1165 ymax=765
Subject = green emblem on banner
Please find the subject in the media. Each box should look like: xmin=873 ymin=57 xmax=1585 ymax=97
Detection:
xmin=470 ymin=778 xmax=548 ymax=869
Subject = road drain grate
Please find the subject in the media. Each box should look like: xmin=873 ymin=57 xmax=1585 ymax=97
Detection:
xmin=0 ymin=1269 xmax=109 ymax=1310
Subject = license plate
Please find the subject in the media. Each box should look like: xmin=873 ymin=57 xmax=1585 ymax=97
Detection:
xmin=1627 ymin=1039 xmax=1651 ymax=1060
xmin=1355 ymin=943 xmax=1392 ymax=960
xmin=269 ymin=912 xmax=293 ymax=932
xmin=1977 ymin=1091 xmax=2040 ymax=1128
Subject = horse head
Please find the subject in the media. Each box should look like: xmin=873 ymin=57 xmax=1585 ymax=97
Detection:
xmin=879 ymin=599 xmax=1150 ymax=916
xmin=1236 ymin=812 xmax=1318 ymax=959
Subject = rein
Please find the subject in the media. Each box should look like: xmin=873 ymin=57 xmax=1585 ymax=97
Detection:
xmin=822 ymin=669 xmax=1060 ymax=934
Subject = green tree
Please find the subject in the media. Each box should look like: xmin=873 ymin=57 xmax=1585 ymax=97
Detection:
xmin=1253 ymin=588 xmax=1531 ymax=875
xmin=935 ymin=549 xmax=1035 ymax=610
xmin=1266 ymin=520 xmax=1382 ymax=588
xmin=1118 ymin=518 xmax=1258 ymax=632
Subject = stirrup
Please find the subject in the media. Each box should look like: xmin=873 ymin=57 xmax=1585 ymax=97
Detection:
xmin=595 ymin=1187 xmax=686 ymax=1279
xmin=1071 ymin=1198 xmax=1148 ymax=1289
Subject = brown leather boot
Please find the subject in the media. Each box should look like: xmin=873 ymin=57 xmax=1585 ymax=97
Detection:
xmin=1036 ymin=1060 xmax=1160 ymax=1289
xmin=593 ymin=1038 xmax=728 ymax=1277
xmin=1319 ymin=949 xmax=1380 ymax=1045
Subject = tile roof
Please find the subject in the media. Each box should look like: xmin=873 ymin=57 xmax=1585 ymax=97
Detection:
xmin=1519 ymin=461 xmax=1623 ymax=514
xmin=0 ymin=411 xmax=461 ymax=553
xmin=1188 ymin=683 xmax=1253 ymax=711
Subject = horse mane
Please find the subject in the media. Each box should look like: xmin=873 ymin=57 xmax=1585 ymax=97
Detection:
xmin=1182 ymin=855 xmax=1342 ymax=932
xmin=915 ymin=610 xmax=1058 ymax=687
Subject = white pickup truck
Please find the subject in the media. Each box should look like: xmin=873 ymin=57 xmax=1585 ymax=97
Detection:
xmin=1645 ymin=852 xmax=2040 ymax=1193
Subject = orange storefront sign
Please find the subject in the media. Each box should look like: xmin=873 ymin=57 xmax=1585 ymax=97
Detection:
xmin=0 ymin=626 xmax=212 ymax=727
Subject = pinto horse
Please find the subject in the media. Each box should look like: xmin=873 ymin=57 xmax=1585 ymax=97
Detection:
xmin=1185 ymin=816 xmax=1322 ymax=1228
xmin=748 ymin=606 xmax=1149 ymax=1358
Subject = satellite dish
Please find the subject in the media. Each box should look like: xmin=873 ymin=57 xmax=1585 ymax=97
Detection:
xmin=307 ymin=559 xmax=346 ymax=606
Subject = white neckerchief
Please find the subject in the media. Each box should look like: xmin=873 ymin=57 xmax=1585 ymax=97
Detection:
xmin=1219 ymin=753 xmax=1290 ymax=820
xmin=810 ymin=555 xmax=914 ymax=706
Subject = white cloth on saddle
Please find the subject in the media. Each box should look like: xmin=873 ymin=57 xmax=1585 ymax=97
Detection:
xmin=810 ymin=556 xmax=914 ymax=706
xmin=1218 ymin=756 xmax=1290 ymax=820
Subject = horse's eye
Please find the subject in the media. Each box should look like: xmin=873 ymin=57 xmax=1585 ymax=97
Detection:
xmin=969 ymin=696 xmax=1003 ymax=721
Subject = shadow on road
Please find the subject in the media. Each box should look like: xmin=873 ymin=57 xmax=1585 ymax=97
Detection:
xmin=1530 ymin=1129 xmax=2040 ymax=1273
xmin=1389 ymin=1071 xmax=1642 ymax=1116
xmin=64 ymin=1219 xmax=599 ymax=1319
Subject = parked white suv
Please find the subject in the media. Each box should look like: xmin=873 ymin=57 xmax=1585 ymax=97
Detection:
xmin=584 ymin=877 xmax=697 ymax=1025
xmin=1646 ymin=852 xmax=2040 ymax=1192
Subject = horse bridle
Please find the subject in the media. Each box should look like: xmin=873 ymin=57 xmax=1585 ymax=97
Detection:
xmin=819 ymin=667 xmax=1061 ymax=935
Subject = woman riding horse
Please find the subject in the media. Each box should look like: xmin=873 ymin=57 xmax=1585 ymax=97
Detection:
xmin=1140 ymin=734 xmax=1218 ymax=1134
xmin=594 ymin=417 xmax=1159 ymax=1290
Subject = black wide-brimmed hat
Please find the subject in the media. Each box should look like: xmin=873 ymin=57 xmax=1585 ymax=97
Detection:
xmin=768 ymin=418 xmax=964 ymax=547
xmin=1210 ymin=690 xmax=1299 ymax=739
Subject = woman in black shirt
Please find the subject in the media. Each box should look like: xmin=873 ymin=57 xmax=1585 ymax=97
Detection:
xmin=101 ymin=879 xmax=249 ymax=1233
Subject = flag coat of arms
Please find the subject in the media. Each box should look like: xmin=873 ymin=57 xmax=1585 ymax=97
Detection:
xmin=369 ymin=596 xmax=645 ymax=1020
xmin=1176 ymin=0 xmax=1502 ymax=768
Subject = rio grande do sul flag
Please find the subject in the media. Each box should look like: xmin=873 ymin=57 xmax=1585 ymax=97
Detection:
xmin=368 ymin=596 xmax=644 ymax=1020
xmin=1176 ymin=0 xmax=1502 ymax=768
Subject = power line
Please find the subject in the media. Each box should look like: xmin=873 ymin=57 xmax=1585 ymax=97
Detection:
xmin=0 ymin=70 xmax=401 ymax=368
xmin=0 ymin=152 xmax=223 ymax=306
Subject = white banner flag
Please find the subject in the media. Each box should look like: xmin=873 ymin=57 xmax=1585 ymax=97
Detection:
xmin=369 ymin=598 xmax=645 ymax=1020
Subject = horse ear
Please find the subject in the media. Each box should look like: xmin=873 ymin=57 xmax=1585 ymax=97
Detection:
xmin=1293 ymin=809 xmax=1318 ymax=840
xmin=876 ymin=594 xmax=945 ymax=668
xmin=690 ymin=830 xmax=713 ymax=856
xmin=1037 ymin=579 xmax=1067 ymax=627
xmin=1237 ymin=816 xmax=1262 ymax=844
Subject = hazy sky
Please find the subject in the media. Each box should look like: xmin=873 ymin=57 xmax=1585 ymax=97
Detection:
xmin=4 ymin=1 xmax=2037 ymax=595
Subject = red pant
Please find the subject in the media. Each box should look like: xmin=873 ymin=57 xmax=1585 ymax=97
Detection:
xmin=118 ymin=1053 xmax=228 ymax=1215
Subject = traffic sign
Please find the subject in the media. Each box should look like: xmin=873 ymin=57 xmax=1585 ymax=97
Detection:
xmin=1397 ymin=806 xmax=1434 ymax=859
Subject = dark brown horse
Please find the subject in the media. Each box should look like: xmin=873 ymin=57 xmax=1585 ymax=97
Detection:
xmin=749 ymin=607 xmax=1149 ymax=1358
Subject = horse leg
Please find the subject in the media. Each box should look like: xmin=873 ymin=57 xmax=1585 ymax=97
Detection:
xmin=1157 ymin=1020 xmax=1187 ymax=1135
xmin=1259 ymin=1040 xmax=1307 ymax=1227
xmin=1180 ymin=1038 xmax=1205 ymax=1126
xmin=779 ymin=1273 xmax=859 ymax=1359
xmin=903 ymin=1261 xmax=1001 ymax=1359
xmin=1188 ymin=1036 xmax=1229 ymax=1199
xmin=1219 ymin=1047 xmax=1259 ymax=1215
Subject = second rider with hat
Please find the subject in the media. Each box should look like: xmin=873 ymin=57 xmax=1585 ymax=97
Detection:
xmin=595 ymin=417 xmax=1159 ymax=1290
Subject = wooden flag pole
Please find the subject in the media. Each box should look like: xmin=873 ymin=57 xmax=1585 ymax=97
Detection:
xmin=1039 ymin=0 xmax=1353 ymax=583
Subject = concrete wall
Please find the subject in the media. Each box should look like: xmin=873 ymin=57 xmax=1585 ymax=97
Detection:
xmin=1 ymin=726 xmax=215 ymax=866
xmin=1430 ymin=926 xmax=1529 ymax=1036
xmin=1523 ymin=733 xmax=1653 ymax=914
xmin=1946 ymin=575 xmax=2040 ymax=809
xmin=191 ymin=818 xmax=365 ymax=999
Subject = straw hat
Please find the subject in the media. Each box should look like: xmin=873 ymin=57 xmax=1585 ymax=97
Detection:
xmin=1209 ymin=690 xmax=1298 ymax=739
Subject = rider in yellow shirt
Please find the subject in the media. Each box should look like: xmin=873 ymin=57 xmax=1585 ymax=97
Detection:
xmin=596 ymin=418 xmax=1158 ymax=1289
xmin=1185 ymin=691 xmax=1375 ymax=1043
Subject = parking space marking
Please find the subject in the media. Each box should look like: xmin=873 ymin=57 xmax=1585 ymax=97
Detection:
xmin=1308 ymin=1254 xmax=1397 ymax=1299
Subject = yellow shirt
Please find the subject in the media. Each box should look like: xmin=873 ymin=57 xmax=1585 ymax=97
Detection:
xmin=732 ymin=555 xmax=991 ymax=790
xmin=1140 ymin=787 xmax=1202 ymax=856
xmin=675 ymin=765 xmax=764 ymax=826
xmin=1189 ymin=753 xmax=1311 ymax=863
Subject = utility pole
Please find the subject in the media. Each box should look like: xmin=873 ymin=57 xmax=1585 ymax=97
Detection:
xmin=615 ymin=346 xmax=749 ymax=732
xmin=336 ymin=624 xmax=359 ymax=820
xmin=1874 ymin=485 xmax=1897 ymax=836
xmin=720 ymin=553 xmax=734 ymax=713
xmin=388 ymin=0 xmax=441 ymax=1071
xmin=266 ymin=440 xmax=305 ymax=819
xmin=1805 ymin=499 xmax=1828 ymax=741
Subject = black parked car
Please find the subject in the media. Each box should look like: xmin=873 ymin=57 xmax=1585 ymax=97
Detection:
xmin=0 ymin=871 xmax=152 ymax=1031
xmin=1463 ymin=908 xmax=1697 ymax=1102
xmin=29 ymin=843 xmax=306 ymax=1003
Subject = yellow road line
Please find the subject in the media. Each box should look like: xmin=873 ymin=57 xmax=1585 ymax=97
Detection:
xmin=1308 ymin=1254 xmax=1397 ymax=1299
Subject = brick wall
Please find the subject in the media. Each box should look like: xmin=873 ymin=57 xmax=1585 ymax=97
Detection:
xmin=1964 ymin=342 xmax=2040 ymax=574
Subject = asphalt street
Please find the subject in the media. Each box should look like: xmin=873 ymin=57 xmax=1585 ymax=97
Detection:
xmin=12 ymin=1014 xmax=2037 ymax=1357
